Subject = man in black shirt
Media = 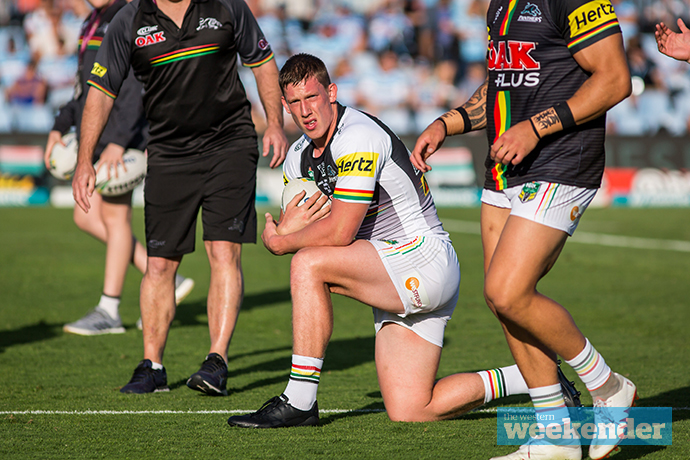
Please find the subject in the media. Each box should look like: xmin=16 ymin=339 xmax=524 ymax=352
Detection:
xmin=73 ymin=0 xmax=288 ymax=396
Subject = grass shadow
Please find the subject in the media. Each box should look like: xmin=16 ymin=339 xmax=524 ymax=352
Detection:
xmin=0 ymin=320 xmax=61 ymax=353
xmin=169 ymin=288 xmax=292 ymax=328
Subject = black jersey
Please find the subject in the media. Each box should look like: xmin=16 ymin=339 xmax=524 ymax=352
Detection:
xmin=86 ymin=0 xmax=273 ymax=164
xmin=52 ymin=0 xmax=147 ymax=157
xmin=484 ymin=0 xmax=621 ymax=190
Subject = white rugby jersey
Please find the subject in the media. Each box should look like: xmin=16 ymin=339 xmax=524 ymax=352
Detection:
xmin=283 ymin=103 xmax=449 ymax=242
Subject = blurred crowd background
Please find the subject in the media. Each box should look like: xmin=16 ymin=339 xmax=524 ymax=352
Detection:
xmin=1 ymin=0 xmax=690 ymax=137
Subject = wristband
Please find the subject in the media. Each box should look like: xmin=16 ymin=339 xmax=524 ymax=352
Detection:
xmin=529 ymin=118 xmax=541 ymax=139
xmin=437 ymin=106 xmax=472 ymax=136
xmin=553 ymin=102 xmax=576 ymax=130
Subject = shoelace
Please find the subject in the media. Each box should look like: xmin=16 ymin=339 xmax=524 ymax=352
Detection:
xmin=129 ymin=364 xmax=157 ymax=383
xmin=200 ymin=356 xmax=226 ymax=374
xmin=252 ymin=396 xmax=284 ymax=416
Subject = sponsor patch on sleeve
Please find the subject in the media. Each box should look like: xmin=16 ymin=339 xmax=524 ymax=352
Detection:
xmin=335 ymin=152 xmax=378 ymax=177
xmin=91 ymin=62 xmax=107 ymax=77
xmin=568 ymin=0 xmax=618 ymax=41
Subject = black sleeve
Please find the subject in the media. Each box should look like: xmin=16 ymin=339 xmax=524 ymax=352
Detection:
xmin=548 ymin=0 xmax=622 ymax=54
xmin=99 ymin=67 xmax=146 ymax=148
xmin=87 ymin=1 xmax=136 ymax=99
xmin=51 ymin=99 xmax=79 ymax=134
xmin=219 ymin=0 xmax=274 ymax=66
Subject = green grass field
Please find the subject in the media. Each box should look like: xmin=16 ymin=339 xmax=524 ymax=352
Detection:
xmin=1 ymin=206 xmax=688 ymax=459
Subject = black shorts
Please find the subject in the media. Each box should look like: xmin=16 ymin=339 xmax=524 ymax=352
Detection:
xmin=144 ymin=138 xmax=259 ymax=257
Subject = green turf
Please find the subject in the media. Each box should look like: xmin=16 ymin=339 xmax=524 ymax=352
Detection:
xmin=0 ymin=206 xmax=688 ymax=459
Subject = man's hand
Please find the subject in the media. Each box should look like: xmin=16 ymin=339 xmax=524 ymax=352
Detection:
xmin=490 ymin=120 xmax=540 ymax=166
xmin=72 ymin=160 xmax=96 ymax=213
xmin=277 ymin=191 xmax=331 ymax=236
xmin=262 ymin=123 xmax=289 ymax=168
xmin=656 ymin=19 xmax=690 ymax=62
xmin=95 ymin=143 xmax=126 ymax=180
xmin=44 ymin=130 xmax=64 ymax=169
xmin=410 ymin=119 xmax=446 ymax=172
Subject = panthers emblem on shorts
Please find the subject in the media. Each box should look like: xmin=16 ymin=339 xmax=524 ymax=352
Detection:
xmin=519 ymin=181 xmax=541 ymax=203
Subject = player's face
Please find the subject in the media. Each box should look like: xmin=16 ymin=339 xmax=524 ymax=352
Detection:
xmin=282 ymin=76 xmax=338 ymax=147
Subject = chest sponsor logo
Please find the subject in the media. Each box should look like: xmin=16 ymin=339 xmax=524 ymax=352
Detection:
xmin=518 ymin=2 xmax=542 ymax=23
xmin=135 ymin=31 xmax=166 ymax=47
xmin=336 ymin=152 xmax=378 ymax=177
xmin=137 ymin=25 xmax=159 ymax=35
xmin=197 ymin=17 xmax=222 ymax=31
xmin=488 ymin=40 xmax=540 ymax=88
xmin=91 ymin=62 xmax=107 ymax=77
xmin=568 ymin=0 xmax=617 ymax=38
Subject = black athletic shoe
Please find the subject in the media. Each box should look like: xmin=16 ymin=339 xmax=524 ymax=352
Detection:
xmin=227 ymin=394 xmax=319 ymax=428
xmin=186 ymin=353 xmax=228 ymax=396
xmin=120 ymin=359 xmax=169 ymax=394
xmin=558 ymin=360 xmax=582 ymax=408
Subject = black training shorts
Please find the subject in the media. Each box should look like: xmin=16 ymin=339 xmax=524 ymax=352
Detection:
xmin=143 ymin=137 xmax=259 ymax=258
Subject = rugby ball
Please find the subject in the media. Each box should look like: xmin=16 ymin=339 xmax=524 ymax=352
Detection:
xmin=281 ymin=178 xmax=330 ymax=211
xmin=94 ymin=149 xmax=147 ymax=196
xmin=48 ymin=132 xmax=78 ymax=180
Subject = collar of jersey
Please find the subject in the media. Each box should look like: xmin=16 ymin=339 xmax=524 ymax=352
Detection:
xmin=141 ymin=0 xmax=208 ymax=15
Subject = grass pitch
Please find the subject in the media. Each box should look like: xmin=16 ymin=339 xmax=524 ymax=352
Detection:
xmin=0 ymin=206 xmax=688 ymax=459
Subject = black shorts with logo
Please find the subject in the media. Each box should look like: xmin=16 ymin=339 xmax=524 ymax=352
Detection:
xmin=144 ymin=137 xmax=258 ymax=257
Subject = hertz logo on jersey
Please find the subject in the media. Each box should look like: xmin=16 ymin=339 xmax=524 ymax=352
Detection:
xmin=336 ymin=152 xmax=378 ymax=177
xmin=91 ymin=62 xmax=107 ymax=77
xmin=568 ymin=0 xmax=618 ymax=39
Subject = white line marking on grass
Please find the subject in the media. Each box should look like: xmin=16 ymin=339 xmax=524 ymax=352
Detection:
xmin=2 ymin=408 xmax=689 ymax=415
xmin=443 ymin=219 xmax=690 ymax=252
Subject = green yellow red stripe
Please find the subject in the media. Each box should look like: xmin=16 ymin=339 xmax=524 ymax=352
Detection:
xmin=289 ymin=364 xmax=321 ymax=383
xmin=494 ymin=91 xmax=511 ymax=141
xmin=379 ymin=236 xmax=425 ymax=258
xmin=492 ymin=164 xmax=508 ymax=190
xmin=499 ymin=0 xmax=519 ymax=35
xmin=150 ymin=44 xmax=220 ymax=67
xmin=244 ymin=52 xmax=275 ymax=68
xmin=534 ymin=183 xmax=559 ymax=219
xmin=87 ymin=81 xmax=116 ymax=99
xmin=568 ymin=19 xmax=619 ymax=48
xmin=78 ymin=37 xmax=102 ymax=49
xmin=333 ymin=187 xmax=373 ymax=202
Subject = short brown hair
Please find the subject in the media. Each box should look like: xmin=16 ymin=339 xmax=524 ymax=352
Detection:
xmin=279 ymin=53 xmax=331 ymax=94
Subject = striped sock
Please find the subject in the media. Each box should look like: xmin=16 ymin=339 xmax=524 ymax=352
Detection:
xmin=477 ymin=364 xmax=529 ymax=404
xmin=530 ymin=383 xmax=571 ymax=428
xmin=283 ymin=355 xmax=323 ymax=411
xmin=565 ymin=338 xmax=611 ymax=391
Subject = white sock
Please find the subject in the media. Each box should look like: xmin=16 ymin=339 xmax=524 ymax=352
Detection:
xmin=175 ymin=274 xmax=184 ymax=285
xmin=98 ymin=294 xmax=120 ymax=319
xmin=565 ymin=338 xmax=612 ymax=391
xmin=151 ymin=361 xmax=164 ymax=370
xmin=283 ymin=354 xmax=323 ymax=411
xmin=477 ymin=364 xmax=529 ymax=404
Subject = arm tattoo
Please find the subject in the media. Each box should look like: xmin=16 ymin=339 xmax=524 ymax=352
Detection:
xmin=464 ymin=79 xmax=488 ymax=131
xmin=439 ymin=77 xmax=488 ymax=135
xmin=533 ymin=108 xmax=560 ymax=131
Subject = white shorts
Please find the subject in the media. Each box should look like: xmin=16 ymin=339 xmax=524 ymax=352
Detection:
xmin=368 ymin=236 xmax=460 ymax=348
xmin=481 ymin=182 xmax=597 ymax=236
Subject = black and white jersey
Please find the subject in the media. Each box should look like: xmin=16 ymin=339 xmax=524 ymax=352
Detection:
xmin=283 ymin=104 xmax=449 ymax=242
xmin=86 ymin=0 xmax=273 ymax=163
xmin=485 ymin=0 xmax=621 ymax=190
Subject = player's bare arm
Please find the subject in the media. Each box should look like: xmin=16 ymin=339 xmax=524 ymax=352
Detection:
xmin=252 ymin=60 xmax=289 ymax=168
xmin=492 ymin=33 xmax=630 ymax=166
xmin=73 ymin=88 xmax=114 ymax=213
xmin=262 ymin=199 xmax=367 ymax=256
xmin=410 ymin=77 xmax=488 ymax=172
xmin=656 ymin=19 xmax=690 ymax=62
